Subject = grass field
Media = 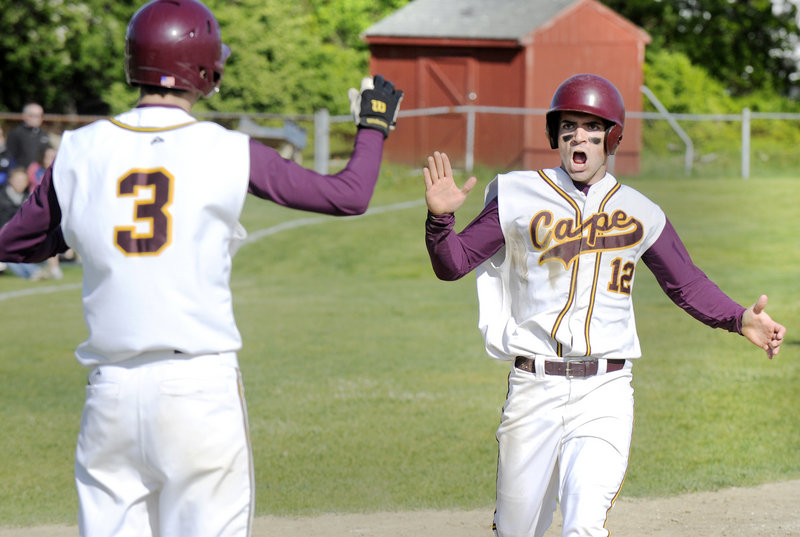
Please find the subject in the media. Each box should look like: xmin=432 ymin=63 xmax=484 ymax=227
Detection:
xmin=0 ymin=164 xmax=797 ymax=526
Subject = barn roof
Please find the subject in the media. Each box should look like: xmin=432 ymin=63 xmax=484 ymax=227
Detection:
xmin=364 ymin=0 xmax=580 ymax=41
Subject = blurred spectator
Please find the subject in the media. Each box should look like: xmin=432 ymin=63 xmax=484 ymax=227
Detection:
xmin=0 ymin=168 xmax=29 ymax=225
xmin=0 ymin=167 xmax=45 ymax=279
xmin=0 ymin=126 xmax=15 ymax=186
xmin=7 ymin=103 xmax=51 ymax=169
xmin=27 ymin=145 xmax=56 ymax=192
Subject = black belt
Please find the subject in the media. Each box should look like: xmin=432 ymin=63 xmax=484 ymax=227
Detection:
xmin=514 ymin=356 xmax=625 ymax=378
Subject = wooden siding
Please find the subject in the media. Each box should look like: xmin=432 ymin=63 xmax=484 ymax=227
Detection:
xmin=367 ymin=0 xmax=650 ymax=175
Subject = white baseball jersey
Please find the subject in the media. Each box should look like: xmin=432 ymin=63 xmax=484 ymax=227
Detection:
xmin=477 ymin=167 xmax=666 ymax=361
xmin=54 ymin=107 xmax=250 ymax=366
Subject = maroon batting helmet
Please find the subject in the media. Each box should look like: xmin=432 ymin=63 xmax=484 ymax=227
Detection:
xmin=125 ymin=0 xmax=231 ymax=98
xmin=545 ymin=74 xmax=625 ymax=155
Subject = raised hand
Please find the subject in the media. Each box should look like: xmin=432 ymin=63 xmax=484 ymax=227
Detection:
xmin=741 ymin=294 xmax=786 ymax=359
xmin=422 ymin=151 xmax=478 ymax=215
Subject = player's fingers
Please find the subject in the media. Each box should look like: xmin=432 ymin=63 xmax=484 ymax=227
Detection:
xmin=423 ymin=166 xmax=433 ymax=188
xmin=775 ymin=322 xmax=786 ymax=341
xmin=768 ymin=337 xmax=781 ymax=358
xmin=426 ymin=155 xmax=439 ymax=181
xmin=433 ymin=151 xmax=445 ymax=177
xmin=442 ymin=152 xmax=453 ymax=179
xmin=769 ymin=325 xmax=785 ymax=359
xmin=752 ymin=294 xmax=768 ymax=315
xmin=461 ymin=175 xmax=478 ymax=195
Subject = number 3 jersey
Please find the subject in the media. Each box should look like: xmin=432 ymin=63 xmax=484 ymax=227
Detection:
xmin=477 ymin=167 xmax=666 ymax=360
xmin=53 ymin=107 xmax=250 ymax=366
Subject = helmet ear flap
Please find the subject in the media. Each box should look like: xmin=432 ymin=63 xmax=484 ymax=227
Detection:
xmin=606 ymin=123 xmax=624 ymax=155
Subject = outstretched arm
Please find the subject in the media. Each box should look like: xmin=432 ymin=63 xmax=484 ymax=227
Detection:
xmin=643 ymin=221 xmax=786 ymax=360
xmin=422 ymin=151 xmax=503 ymax=280
xmin=423 ymin=151 xmax=477 ymax=215
xmin=741 ymin=295 xmax=786 ymax=359
xmin=247 ymin=129 xmax=383 ymax=216
xmin=247 ymin=75 xmax=403 ymax=216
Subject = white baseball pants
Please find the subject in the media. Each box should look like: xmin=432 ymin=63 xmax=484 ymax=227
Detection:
xmin=75 ymin=352 xmax=254 ymax=537
xmin=493 ymin=358 xmax=634 ymax=537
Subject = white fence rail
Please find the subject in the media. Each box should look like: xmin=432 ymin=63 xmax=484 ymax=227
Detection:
xmin=4 ymin=86 xmax=799 ymax=178
xmin=314 ymin=84 xmax=799 ymax=179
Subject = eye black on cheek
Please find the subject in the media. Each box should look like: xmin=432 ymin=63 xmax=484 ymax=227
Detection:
xmin=562 ymin=134 xmax=574 ymax=143
xmin=588 ymin=137 xmax=602 ymax=145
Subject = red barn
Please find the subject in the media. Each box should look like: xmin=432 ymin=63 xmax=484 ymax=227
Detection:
xmin=364 ymin=0 xmax=650 ymax=175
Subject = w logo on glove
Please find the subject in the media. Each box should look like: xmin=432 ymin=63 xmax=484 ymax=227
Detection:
xmin=349 ymin=75 xmax=404 ymax=139
xmin=371 ymin=99 xmax=387 ymax=113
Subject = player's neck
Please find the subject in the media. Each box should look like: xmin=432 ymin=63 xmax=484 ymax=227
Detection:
xmin=138 ymin=92 xmax=198 ymax=113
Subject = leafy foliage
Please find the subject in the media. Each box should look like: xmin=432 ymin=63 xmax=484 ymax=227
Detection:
xmin=642 ymin=48 xmax=800 ymax=173
xmin=0 ymin=0 xmax=139 ymax=114
xmin=308 ymin=0 xmax=410 ymax=51
xmin=642 ymin=49 xmax=737 ymax=157
xmin=644 ymin=49 xmax=736 ymax=114
xmin=601 ymin=0 xmax=800 ymax=96
xmin=1 ymin=0 xmax=409 ymax=116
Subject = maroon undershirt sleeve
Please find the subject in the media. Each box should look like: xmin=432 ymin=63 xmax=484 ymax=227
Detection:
xmin=642 ymin=218 xmax=745 ymax=334
xmin=247 ymin=127 xmax=384 ymax=216
xmin=0 ymin=166 xmax=67 ymax=263
xmin=424 ymin=198 xmax=503 ymax=281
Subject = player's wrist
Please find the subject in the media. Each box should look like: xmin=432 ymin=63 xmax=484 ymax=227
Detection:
xmin=426 ymin=211 xmax=455 ymax=226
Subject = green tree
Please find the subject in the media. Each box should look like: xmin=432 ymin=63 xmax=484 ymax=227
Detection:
xmin=601 ymin=0 xmax=800 ymax=96
xmin=2 ymin=0 xmax=410 ymax=116
xmin=0 ymin=0 xmax=139 ymax=114
xmin=197 ymin=0 xmax=365 ymax=116
xmin=308 ymin=0 xmax=410 ymax=51
xmin=194 ymin=0 xmax=409 ymax=116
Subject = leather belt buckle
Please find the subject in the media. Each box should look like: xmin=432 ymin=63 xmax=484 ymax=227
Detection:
xmin=564 ymin=360 xmax=595 ymax=378
xmin=565 ymin=360 xmax=578 ymax=379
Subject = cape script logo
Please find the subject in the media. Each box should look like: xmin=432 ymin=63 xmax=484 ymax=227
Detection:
xmin=530 ymin=209 xmax=643 ymax=268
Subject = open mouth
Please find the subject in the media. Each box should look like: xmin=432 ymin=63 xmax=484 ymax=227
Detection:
xmin=573 ymin=151 xmax=587 ymax=165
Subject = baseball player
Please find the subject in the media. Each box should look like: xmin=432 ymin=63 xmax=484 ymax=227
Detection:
xmin=0 ymin=1 xmax=402 ymax=536
xmin=422 ymin=73 xmax=785 ymax=537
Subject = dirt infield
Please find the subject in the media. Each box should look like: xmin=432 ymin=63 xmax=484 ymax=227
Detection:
xmin=1 ymin=479 xmax=797 ymax=537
